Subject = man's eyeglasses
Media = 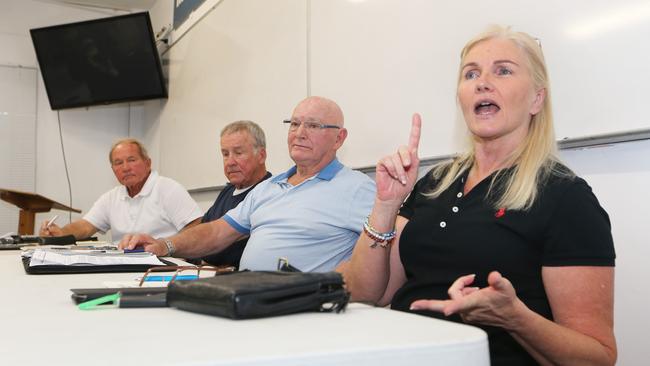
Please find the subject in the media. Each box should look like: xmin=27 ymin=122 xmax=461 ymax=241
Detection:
xmin=283 ymin=119 xmax=341 ymax=132
xmin=137 ymin=265 xmax=234 ymax=287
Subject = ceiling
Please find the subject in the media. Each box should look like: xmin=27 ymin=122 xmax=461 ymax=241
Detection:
xmin=49 ymin=0 xmax=156 ymax=11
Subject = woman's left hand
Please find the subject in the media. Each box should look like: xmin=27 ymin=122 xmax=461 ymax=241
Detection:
xmin=410 ymin=271 xmax=523 ymax=329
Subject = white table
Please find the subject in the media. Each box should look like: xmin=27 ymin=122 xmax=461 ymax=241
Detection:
xmin=0 ymin=251 xmax=489 ymax=365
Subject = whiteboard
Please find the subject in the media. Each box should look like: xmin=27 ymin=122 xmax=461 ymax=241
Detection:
xmin=159 ymin=0 xmax=650 ymax=190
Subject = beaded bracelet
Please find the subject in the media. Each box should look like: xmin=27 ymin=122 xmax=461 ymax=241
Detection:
xmin=363 ymin=216 xmax=396 ymax=248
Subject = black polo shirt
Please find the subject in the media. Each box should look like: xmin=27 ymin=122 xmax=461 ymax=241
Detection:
xmin=198 ymin=172 xmax=272 ymax=268
xmin=393 ymin=165 xmax=615 ymax=365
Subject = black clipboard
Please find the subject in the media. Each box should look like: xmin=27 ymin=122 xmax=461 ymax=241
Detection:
xmin=22 ymin=256 xmax=176 ymax=275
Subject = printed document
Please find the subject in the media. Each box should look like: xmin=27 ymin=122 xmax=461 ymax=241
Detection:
xmin=28 ymin=248 xmax=165 ymax=266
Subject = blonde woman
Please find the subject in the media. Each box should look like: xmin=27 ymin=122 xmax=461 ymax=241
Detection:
xmin=341 ymin=26 xmax=616 ymax=365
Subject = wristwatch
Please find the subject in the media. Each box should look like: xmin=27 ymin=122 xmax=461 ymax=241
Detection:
xmin=162 ymin=238 xmax=175 ymax=257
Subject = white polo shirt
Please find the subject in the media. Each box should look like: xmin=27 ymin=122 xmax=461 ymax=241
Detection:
xmin=84 ymin=171 xmax=202 ymax=242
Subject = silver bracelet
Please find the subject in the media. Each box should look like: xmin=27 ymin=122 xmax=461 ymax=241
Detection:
xmin=162 ymin=238 xmax=175 ymax=257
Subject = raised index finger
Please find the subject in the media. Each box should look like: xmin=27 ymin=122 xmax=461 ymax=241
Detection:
xmin=409 ymin=113 xmax=422 ymax=153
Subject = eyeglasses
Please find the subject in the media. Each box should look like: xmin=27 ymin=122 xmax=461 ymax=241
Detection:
xmin=138 ymin=265 xmax=235 ymax=287
xmin=283 ymin=119 xmax=341 ymax=132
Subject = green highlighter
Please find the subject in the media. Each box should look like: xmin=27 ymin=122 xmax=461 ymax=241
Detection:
xmin=78 ymin=293 xmax=121 ymax=310
xmin=78 ymin=291 xmax=167 ymax=310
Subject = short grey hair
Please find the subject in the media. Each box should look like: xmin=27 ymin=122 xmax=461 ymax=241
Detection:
xmin=108 ymin=138 xmax=150 ymax=163
xmin=220 ymin=120 xmax=266 ymax=150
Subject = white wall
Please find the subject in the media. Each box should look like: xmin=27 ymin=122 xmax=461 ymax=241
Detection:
xmin=151 ymin=0 xmax=650 ymax=191
xmin=0 ymin=0 xmax=151 ymax=240
xmin=560 ymin=140 xmax=650 ymax=365
xmin=0 ymin=66 xmax=37 ymax=234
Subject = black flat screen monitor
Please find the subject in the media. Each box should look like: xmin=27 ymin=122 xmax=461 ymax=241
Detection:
xmin=30 ymin=12 xmax=167 ymax=110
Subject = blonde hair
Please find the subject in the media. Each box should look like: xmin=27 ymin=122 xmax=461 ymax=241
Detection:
xmin=426 ymin=25 xmax=572 ymax=211
xmin=108 ymin=138 xmax=150 ymax=164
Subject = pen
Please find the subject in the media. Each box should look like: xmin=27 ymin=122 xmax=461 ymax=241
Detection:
xmin=46 ymin=215 xmax=59 ymax=228
xmin=123 ymin=247 xmax=145 ymax=253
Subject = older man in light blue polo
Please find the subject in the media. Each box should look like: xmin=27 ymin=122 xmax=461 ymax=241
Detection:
xmin=120 ymin=96 xmax=375 ymax=272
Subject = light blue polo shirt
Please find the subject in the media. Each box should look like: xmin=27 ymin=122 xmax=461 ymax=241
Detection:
xmin=223 ymin=158 xmax=375 ymax=272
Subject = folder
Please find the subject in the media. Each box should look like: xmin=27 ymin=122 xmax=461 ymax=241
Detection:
xmin=21 ymin=255 xmax=176 ymax=274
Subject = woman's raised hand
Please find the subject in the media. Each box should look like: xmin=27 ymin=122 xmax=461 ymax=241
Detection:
xmin=375 ymin=113 xmax=421 ymax=207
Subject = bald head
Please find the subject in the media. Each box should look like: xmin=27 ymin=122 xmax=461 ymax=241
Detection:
xmin=292 ymin=96 xmax=344 ymax=128
xmin=287 ymin=96 xmax=348 ymax=175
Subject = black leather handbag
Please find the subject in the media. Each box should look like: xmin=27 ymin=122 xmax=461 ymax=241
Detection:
xmin=167 ymin=270 xmax=350 ymax=319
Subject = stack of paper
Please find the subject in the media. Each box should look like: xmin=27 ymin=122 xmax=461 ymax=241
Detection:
xmin=27 ymin=248 xmax=165 ymax=267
